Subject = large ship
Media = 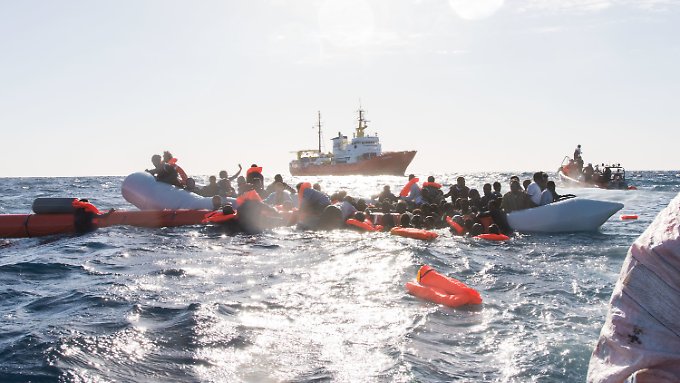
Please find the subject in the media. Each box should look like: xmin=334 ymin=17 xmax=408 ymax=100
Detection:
xmin=289 ymin=109 xmax=416 ymax=176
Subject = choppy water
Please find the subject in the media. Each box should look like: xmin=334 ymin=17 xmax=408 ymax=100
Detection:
xmin=1 ymin=171 xmax=679 ymax=382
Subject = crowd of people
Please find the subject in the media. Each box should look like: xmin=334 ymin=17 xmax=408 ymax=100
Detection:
xmin=146 ymin=151 xmax=575 ymax=236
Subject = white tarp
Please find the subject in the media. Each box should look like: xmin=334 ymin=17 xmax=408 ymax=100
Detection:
xmin=588 ymin=192 xmax=680 ymax=382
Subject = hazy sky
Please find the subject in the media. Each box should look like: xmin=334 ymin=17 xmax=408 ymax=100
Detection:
xmin=1 ymin=0 xmax=678 ymax=177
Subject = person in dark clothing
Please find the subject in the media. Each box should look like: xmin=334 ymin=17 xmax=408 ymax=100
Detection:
xmin=200 ymin=175 xmax=219 ymax=197
xmin=265 ymin=174 xmax=296 ymax=197
xmin=147 ymin=154 xmax=180 ymax=186
xmin=217 ymin=165 xmax=241 ymax=197
xmin=372 ymin=185 xmax=398 ymax=204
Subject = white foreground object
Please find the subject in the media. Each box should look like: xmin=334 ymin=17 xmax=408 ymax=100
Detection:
xmin=122 ymin=172 xmax=236 ymax=210
xmin=588 ymin=192 xmax=680 ymax=382
xmin=506 ymin=197 xmax=623 ymax=233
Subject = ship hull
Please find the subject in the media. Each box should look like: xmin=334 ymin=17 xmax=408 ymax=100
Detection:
xmin=290 ymin=151 xmax=416 ymax=176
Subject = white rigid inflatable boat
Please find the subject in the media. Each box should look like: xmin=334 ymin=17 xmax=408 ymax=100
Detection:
xmin=122 ymin=172 xmax=236 ymax=210
xmin=506 ymin=197 xmax=623 ymax=233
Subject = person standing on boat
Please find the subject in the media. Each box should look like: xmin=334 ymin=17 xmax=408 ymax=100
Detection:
xmin=574 ymin=144 xmax=584 ymax=170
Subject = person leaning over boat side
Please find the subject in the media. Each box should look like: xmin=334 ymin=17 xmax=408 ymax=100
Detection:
xmin=264 ymin=174 xmax=296 ymax=197
xmin=217 ymin=165 xmax=241 ymax=197
xmin=402 ymin=174 xmax=423 ymax=206
xmin=147 ymin=154 xmax=181 ymax=187
xmin=501 ymin=180 xmax=532 ymax=213
xmin=263 ymin=181 xmax=294 ymax=207
xmin=541 ymin=180 xmax=576 ymax=204
xmin=296 ymin=182 xmax=331 ymax=217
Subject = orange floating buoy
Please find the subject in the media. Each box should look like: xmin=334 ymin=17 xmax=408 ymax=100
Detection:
xmin=620 ymin=214 xmax=638 ymax=220
xmin=390 ymin=227 xmax=438 ymax=240
xmin=405 ymin=265 xmax=482 ymax=308
xmin=475 ymin=233 xmax=510 ymax=241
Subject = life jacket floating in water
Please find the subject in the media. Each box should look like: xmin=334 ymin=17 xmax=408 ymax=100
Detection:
xmin=405 ymin=264 xmax=482 ymax=308
xmin=346 ymin=218 xmax=383 ymax=232
xmin=620 ymin=214 xmax=638 ymax=220
xmin=445 ymin=216 xmax=465 ymax=235
xmin=390 ymin=227 xmax=438 ymax=240
xmin=475 ymin=233 xmax=510 ymax=241
xmin=202 ymin=211 xmax=237 ymax=224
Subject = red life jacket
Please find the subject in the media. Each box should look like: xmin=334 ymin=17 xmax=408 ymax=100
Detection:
xmin=400 ymin=178 xmax=420 ymax=197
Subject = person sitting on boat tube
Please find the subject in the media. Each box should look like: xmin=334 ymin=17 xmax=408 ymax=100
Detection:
xmin=541 ymin=181 xmax=576 ymax=204
xmin=401 ymin=174 xmax=423 ymax=206
xmin=217 ymin=166 xmax=241 ymax=197
xmin=147 ymin=154 xmax=181 ymax=187
xmin=263 ymin=181 xmax=294 ymax=207
xmin=162 ymin=151 xmax=188 ymax=186
xmin=265 ymin=174 xmax=296 ymax=197
xmin=501 ymin=180 xmax=532 ymax=213
xmin=526 ymin=172 xmax=548 ymax=206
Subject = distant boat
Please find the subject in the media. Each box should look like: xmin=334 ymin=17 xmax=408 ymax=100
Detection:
xmin=557 ymin=156 xmax=635 ymax=190
xmin=289 ymin=108 xmax=416 ymax=176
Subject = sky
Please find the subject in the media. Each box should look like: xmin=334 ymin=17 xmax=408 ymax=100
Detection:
xmin=1 ymin=0 xmax=678 ymax=177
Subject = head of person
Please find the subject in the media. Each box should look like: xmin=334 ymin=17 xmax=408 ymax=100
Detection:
xmin=395 ymin=201 xmax=407 ymax=214
xmin=483 ymin=183 xmax=492 ymax=195
xmin=541 ymin=172 xmax=549 ymax=186
xmin=488 ymin=223 xmax=500 ymax=234
xmin=274 ymin=174 xmax=284 ymax=183
xmin=237 ymin=176 xmax=246 ymax=186
xmin=470 ymin=223 xmax=484 ymax=237
xmin=411 ymin=214 xmax=423 ymax=228
xmin=510 ymin=175 xmax=520 ymax=183
xmin=186 ymin=178 xmax=196 ymax=189
xmin=356 ymin=199 xmax=367 ymax=212
xmin=469 ymin=189 xmax=481 ymax=200
xmin=533 ymin=172 xmax=544 ymax=183
xmin=546 ymin=180 xmax=556 ymax=192
xmin=452 ymin=215 xmax=465 ymax=227
xmin=222 ymin=204 xmax=235 ymax=215
xmin=219 ymin=170 xmax=227 ymax=179
xmin=354 ymin=211 xmax=366 ymax=222
xmin=383 ymin=185 xmax=391 ymax=192
xmin=424 ymin=216 xmax=435 ymax=229
xmin=163 ymin=151 xmax=173 ymax=162
xmin=399 ymin=213 xmax=411 ymax=227
xmin=209 ymin=175 xmax=217 ymax=184
xmin=456 ymin=176 xmax=466 ymax=187
xmin=313 ymin=183 xmax=321 ymax=191
xmin=151 ymin=154 xmax=162 ymax=167
xmin=523 ymin=179 xmax=532 ymax=190
xmin=408 ymin=174 xmax=416 ymax=181
xmin=427 ymin=176 xmax=435 ymax=183
xmin=510 ymin=180 xmax=522 ymax=193
xmin=493 ymin=181 xmax=501 ymax=193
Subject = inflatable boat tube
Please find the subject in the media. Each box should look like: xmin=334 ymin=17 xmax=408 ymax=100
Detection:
xmin=506 ymin=198 xmax=623 ymax=233
xmin=588 ymin=192 xmax=680 ymax=381
xmin=405 ymin=265 xmax=481 ymax=307
xmin=122 ymin=172 xmax=236 ymax=210
xmin=0 ymin=214 xmax=76 ymax=238
xmin=390 ymin=227 xmax=438 ymax=240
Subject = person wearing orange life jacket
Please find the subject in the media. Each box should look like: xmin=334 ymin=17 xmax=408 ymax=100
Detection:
xmin=296 ymin=182 xmax=331 ymax=216
xmin=245 ymin=164 xmax=264 ymax=184
xmin=162 ymin=151 xmax=188 ymax=187
xmin=400 ymin=174 xmax=423 ymax=205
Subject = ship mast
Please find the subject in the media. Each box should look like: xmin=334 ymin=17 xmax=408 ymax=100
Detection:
xmin=316 ymin=111 xmax=322 ymax=153
xmin=356 ymin=107 xmax=368 ymax=138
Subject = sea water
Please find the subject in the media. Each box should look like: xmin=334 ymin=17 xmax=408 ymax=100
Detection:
xmin=1 ymin=171 xmax=678 ymax=382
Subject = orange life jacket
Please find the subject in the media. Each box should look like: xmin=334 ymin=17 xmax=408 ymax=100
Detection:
xmin=166 ymin=158 xmax=188 ymax=185
xmin=475 ymin=233 xmax=510 ymax=241
xmin=72 ymin=199 xmax=100 ymax=215
xmin=445 ymin=216 xmax=465 ymax=235
xmin=422 ymin=182 xmax=442 ymax=189
xmin=390 ymin=227 xmax=438 ymax=240
xmin=202 ymin=211 xmax=237 ymax=224
xmin=246 ymin=166 xmax=263 ymax=176
xmin=236 ymin=190 xmax=263 ymax=206
xmin=400 ymin=178 xmax=420 ymax=197
xmin=346 ymin=218 xmax=379 ymax=232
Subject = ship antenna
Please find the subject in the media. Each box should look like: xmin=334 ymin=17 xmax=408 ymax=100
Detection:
xmin=356 ymin=104 xmax=368 ymax=138
xmin=317 ymin=111 xmax=322 ymax=153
